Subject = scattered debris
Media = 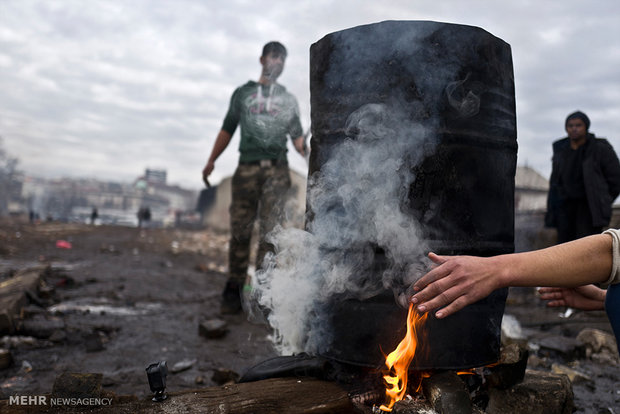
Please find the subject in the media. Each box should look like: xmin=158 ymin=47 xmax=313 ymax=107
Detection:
xmin=0 ymin=348 xmax=12 ymax=370
xmin=535 ymin=335 xmax=585 ymax=361
xmin=17 ymin=315 xmax=65 ymax=339
xmin=484 ymin=342 xmax=529 ymax=389
xmin=577 ymin=328 xmax=619 ymax=362
xmin=52 ymin=372 xmax=103 ymax=399
xmin=486 ymin=369 xmax=574 ymax=414
xmin=171 ymin=358 xmax=197 ymax=374
xmin=99 ymin=244 xmax=120 ymax=254
xmin=0 ymin=268 xmax=42 ymax=334
xmin=21 ymin=360 xmax=32 ymax=373
xmin=84 ymin=331 xmax=105 ymax=352
xmin=55 ymin=240 xmax=72 ymax=249
xmin=422 ymin=370 xmax=472 ymax=414
xmin=551 ymin=363 xmax=592 ymax=385
xmin=211 ymin=367 xmax=240 ymax=385
xmin=199 ymin=318 xmax=228 ymax=339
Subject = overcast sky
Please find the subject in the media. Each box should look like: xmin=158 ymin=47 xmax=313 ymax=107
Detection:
xmin=1 ymin=0 xmax=619 ymax=190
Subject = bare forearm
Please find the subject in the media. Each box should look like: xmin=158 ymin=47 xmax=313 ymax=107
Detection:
xmin=499 ymin=234 xmax=613 ymax=288
xmin=203 ymin=130 xmax=232 ymax=178
xmin=411 ymin=233 xmax=614 ymax=318
xmin=208 ymin=130 xmax=233 ymax=164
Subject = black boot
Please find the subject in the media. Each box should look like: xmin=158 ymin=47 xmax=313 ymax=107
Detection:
xmin=220 ymin=280 xmax=242 ymax=314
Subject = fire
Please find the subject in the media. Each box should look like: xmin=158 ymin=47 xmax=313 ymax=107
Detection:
xmin=379 ymin=303 xmax=428 ymax=412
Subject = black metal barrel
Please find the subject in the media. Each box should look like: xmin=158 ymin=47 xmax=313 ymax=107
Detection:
xmin=306 ymin=21 xmax=517 ymax=369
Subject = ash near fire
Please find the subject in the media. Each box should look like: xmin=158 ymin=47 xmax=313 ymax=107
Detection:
xmin=249 ymin=20 xmax=517 ymax=372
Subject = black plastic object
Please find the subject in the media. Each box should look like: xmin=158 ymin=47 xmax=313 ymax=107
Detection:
xmin=239 ymin=354 xmax=332 ymax=383
xmin=307 ymin=20 xmax=517 ymax=369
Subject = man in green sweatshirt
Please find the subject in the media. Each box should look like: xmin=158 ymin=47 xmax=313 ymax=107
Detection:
xmin=202 ymin=41 xmax=306 ymax=314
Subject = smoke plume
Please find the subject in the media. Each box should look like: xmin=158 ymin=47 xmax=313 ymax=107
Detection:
xmin=251 ymin=100 xmax=438 ymax=355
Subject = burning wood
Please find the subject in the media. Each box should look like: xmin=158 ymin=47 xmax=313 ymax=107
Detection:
xmin=378 ymin=303 xmax=428 ymax=411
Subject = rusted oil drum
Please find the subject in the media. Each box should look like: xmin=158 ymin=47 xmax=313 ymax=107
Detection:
xmin=306 ymin=21 xmax=517 ymax=370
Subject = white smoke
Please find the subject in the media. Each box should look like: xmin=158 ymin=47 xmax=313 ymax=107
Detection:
xmin=251 ymin=101 xmax=438 ymax=355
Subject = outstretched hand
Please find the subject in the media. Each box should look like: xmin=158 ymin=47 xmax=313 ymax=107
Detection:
xmin=538 ymin=285 xmax=606 ymax=311
xmin=410 ymin=252 xmax=503 ymax=319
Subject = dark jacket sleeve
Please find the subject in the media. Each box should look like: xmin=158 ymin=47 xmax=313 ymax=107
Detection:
xmin=545 ymin=139 xmax=565 ymax=228
xmin=599 ymin=139 xmax=620 ymax=201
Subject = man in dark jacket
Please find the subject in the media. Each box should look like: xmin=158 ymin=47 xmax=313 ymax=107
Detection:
xmin=546 ymin=111 xmax=620 ymax=243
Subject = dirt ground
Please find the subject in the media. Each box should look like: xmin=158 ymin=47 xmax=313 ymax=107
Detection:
xmin=0 ymin=219 xmax=276 ymax=400
xmin=0 ymin=219 xmax=619 ymax=412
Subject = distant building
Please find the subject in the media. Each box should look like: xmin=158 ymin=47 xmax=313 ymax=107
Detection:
xmin=14 ymin=171 xmax=198 ymax=227
xmin=145 ymin=169 xmax=167 ymax=185
xmin=514 ymin=165 xmax=549 ymax=212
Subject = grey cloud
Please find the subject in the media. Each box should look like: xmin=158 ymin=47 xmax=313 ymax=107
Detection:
xmin=0 ymin=0 xmax=618 ymax=190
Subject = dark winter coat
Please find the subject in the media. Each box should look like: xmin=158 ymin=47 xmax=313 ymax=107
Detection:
xmin=546 ymin=133 xmax=620 ymax=228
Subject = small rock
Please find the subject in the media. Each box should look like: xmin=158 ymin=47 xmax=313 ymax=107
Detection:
xmin=85 ymin=332 xmax=104 ymax=352
xmin=422 ymin=371 xmax=472 ymax=414
xmin=195 ymin=263 xmax=209 ymax=273
xmin=211 ymin=368 xmax=239 ymax=385
xmin=551 ymin=363 xmax=592 ymax=385
xmin=577 ymin=328 xmax=619 ymax=361
xmin=0 ymin=348 xmax=13 ymax=370
xmin=199 ymin=319 xmax=228 ymax=339
xmin=52 ymin=372 xmax=103 ymax=399
xmin=484 ymin=343 xmax=529 ymax=389
xmin=526 ymin=354 xmax=550 ymax=369
xmin=21 ymin=360 xmax=33 ymax=373
xmin=48 ymin=330 xmax=67 ymax=343
xmin=0 ymin=336 xmax=37 ymax=349
xmin=487 ymin=369 xmax=575 ymax=413
xmin=171 ymin=358 xmax=197 ymax=374
xmin=534 ymin=335 xmax=585 ymax=361
xmin=195 ymin=375 xmax=205 ymax=385
xmin=18 ymin=316 xmax=65 ymax=339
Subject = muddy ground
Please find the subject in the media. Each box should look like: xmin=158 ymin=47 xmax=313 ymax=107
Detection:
xmin=0 ymin=220 xmax=275 ymax=400
xmin=0 ymin=219 xmax=619 ymax=412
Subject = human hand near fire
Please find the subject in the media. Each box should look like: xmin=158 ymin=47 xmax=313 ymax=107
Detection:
xmin=409 ymin=252 xmax=504 ymax=319
xmin=538 ymin=285 xmax=606 ymax=311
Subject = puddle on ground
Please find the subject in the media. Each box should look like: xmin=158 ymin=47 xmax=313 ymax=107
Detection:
xmin=48 ymin=298 xmax=162 ymax=316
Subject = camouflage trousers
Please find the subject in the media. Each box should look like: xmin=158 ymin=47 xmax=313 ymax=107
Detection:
xmin=228 ymin=162 xmax=291 ymax=285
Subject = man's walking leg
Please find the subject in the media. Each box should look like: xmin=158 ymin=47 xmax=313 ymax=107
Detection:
xmin=222 ymin=165 xmax=260 ymax=314
xmin=256 ymin=166 xmax=291 ymax=271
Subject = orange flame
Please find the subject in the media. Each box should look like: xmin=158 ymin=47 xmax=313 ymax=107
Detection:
xmin=379 ymin=303 xmax=428 ymax=412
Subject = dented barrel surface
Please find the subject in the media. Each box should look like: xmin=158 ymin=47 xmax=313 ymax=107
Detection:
xmin=307 ymin=21 xmax=517 ymax=369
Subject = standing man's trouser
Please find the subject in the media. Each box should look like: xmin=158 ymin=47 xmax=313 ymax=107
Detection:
xmin=228 ymin=162 xmax=291 ymax=285
xmin=556 ymin=198 xmax=602 ymax=243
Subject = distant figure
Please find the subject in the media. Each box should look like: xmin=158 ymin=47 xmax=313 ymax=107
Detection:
xmin=90 ymin=207 xmax=98 ymax=225
xmin=545 ymin=111 xmax=620 ymax=243
xmin=144 ymin=207 xmax=151 ymax=227
xmin=201 ymin=41 xmax=307 ymax=314
xmin=137 ymin=207 xmax=145 ymax=228
xmin=138 ymin=206 xmax=152 ymax=228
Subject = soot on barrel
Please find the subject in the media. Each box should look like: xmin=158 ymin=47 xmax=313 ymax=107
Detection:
xmin=306 ymin=20 xmax=517 ymax=370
